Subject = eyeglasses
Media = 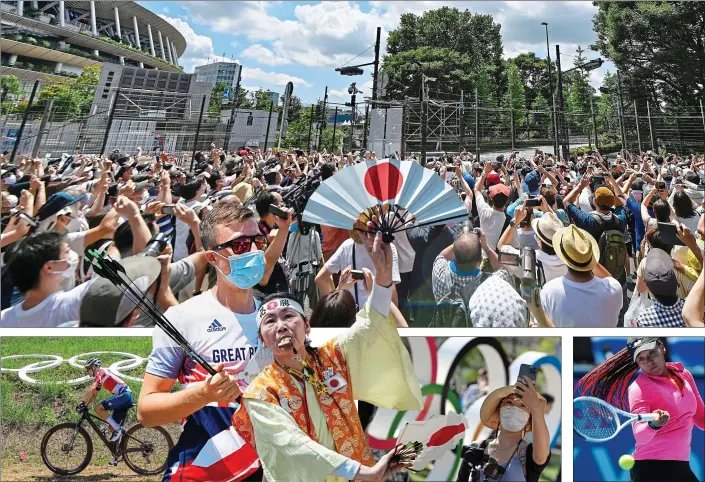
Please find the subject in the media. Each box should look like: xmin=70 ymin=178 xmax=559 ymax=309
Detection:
xmin=213 ymin=234 xmax=267 ymax=255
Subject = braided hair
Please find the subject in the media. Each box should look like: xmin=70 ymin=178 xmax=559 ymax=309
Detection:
xmin=574 ymin=347 xmax=639 ymax=411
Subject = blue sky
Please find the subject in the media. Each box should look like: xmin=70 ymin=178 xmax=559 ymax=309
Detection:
xmin=140 ymin=1 xmax=615 ymax=105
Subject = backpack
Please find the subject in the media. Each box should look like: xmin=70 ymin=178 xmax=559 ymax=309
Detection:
xmin=590 ymin=211 xmax=626 ymax=279
xmin=430 ymin=274 xmax=478 ymax=328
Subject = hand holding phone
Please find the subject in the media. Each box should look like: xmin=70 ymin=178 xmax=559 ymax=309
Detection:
xmin=269 ymin=204 xmax=290 ymax=220
xmin=517 ymin=364 xmax=538 ymax=386
xmin=350 ymin=269 xmax=365 ymax=281
xmin=162 ymin=205 xmax=175 ymax=215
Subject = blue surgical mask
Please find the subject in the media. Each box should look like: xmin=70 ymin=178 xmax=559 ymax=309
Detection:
xmin=213 ymin=250 xmax=266 ymax=289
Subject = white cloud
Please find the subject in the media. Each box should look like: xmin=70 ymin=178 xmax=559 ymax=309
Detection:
xmin=242 ymin=44 xmax=289 ymax=66
xmin=241 ymin=66 xmax=312 ymax=89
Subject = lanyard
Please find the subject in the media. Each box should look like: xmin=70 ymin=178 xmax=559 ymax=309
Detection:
xmin=280 ymin=355 xmax=328 ymax=396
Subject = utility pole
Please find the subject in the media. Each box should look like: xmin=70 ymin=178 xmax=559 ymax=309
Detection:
xmin=647 ymin=101 xmax=656 ymax=151
xmin=616 ymin=70 xmax=627 ymax=152
xmin=331 ymin=106 xmax=338 ymax=151
xmin=420 ymin=75 xmax=427 ymax=165
xmin=264 ymin=100 xmax=274 ymax=150
xmin=318 ymin=86 xmax=328 ymax=149
xmin=634 ymin=101 xmax=642 ymax=153
xmin=307 ymin=104 xmax=314 ymax=152
xmin=542 ymin=22 xmax=559 ymax=156
xmin=590 ymin=95 xmax=599 ymax=151
xmin=372 ymin=26 xmax=381 ymax=110
xmin=349 ymin=90 xmax=357 ymax=152
xmin=224 ymin=66 xmax=242 ymax=152
xmin=555 ymin=44 xmax=568 ymax=159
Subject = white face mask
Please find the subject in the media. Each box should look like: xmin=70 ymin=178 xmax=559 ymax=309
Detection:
xmin=65 ymin=215 xmax=83 ymax=233
xmin=500 ymin=406 xmax=530 ymax=432
xmin=53 ymin=250 xmax=79 ymax=279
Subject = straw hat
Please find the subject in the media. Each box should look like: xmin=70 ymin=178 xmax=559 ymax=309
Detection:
xmin=480 ymin=386 xmax=546 ymax=433
xmin=552 ymin=225 xmax=600 ymax=272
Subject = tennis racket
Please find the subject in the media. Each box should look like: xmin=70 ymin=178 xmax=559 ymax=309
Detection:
xmin=573 ymin=396 xmax=658 ymax=442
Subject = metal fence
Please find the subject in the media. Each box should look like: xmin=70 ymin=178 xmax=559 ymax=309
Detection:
xmin=4 ymin=77 xmax=705 ymax=163
xmin=394 ymin=94 xmax=705 ymax=158
xmin=1 ymin=79 xmax=278 ymax=161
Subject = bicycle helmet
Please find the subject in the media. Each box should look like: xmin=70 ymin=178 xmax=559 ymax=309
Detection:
xmin=84 ymin=358 xmax=102 ymax=370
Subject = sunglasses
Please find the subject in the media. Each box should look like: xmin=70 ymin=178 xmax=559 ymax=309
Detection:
xmin=213 ymin=234 xmax=267 ymax=255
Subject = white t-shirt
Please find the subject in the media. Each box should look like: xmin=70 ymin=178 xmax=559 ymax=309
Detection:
xmin=540 ymin=275 xmax=623 ymax=327
xmin=146 ymin=290 xmax=260 ymax=389
xmin=475 ymin=192 xmax=506 ymax=249
xmin=173 ymin=198 xmax=202 ymax=261
xmin=325 ymin=238 xmax=401 ymax=307
xmin=578 ymin=186 xmax=593 ymax=213
xmin=1 ymin=281 xmax=93 ymax=328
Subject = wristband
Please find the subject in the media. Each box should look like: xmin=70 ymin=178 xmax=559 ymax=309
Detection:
xmin=648 ymin=421 xmax=662 ymax=430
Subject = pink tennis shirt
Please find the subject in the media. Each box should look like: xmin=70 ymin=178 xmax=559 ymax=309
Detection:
xmin=628 ymin=362 xmax=705 ymax=461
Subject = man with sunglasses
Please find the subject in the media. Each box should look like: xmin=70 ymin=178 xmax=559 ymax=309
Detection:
xmin=138 ymin=202 xmax=292 ymax=481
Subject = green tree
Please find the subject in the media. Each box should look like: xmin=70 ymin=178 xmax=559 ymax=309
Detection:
xmin=250 ymin=88 xmax=278 ymax=112
xmin=383 ymin=7 xmax=504 ymax=101
xmin=37 ymin=66 xmax=100 ymax=121
xmin=592 ymin=2 xmax=705 ymax=108
xmin=208 ymin=82 xmax=230 ymax=116
xmin=509 ymin=52 xmax=556 ymax=109
xmin=503 ymin=61 xmax=526 ymax=128
xmin=0 ymin=75 xmax=21 ymax=104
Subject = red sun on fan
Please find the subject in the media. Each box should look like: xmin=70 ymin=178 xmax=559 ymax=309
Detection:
xmin=364 ymin=163 xmax=403 ymax=202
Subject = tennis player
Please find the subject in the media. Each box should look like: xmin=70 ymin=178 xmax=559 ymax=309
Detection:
xmin=576 ymin=337 xmax=704 ymax=482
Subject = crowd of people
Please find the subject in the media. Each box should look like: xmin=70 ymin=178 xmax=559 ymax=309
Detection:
xmin=1 ymin=144 xmax=703 ymax=328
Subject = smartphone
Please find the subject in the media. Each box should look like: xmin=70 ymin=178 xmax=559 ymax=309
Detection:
xmin=657 ymin=222 xmax=686 ymax=246
xmin=269 ymin=204 xmax=289 ymax=220
xmin=635 ymin=172 xmax=643 ymax=178
xmin=525 ymin=198 xmax=542 ymax=207
xmin=591 ymin=175 xmax=604 ymax=186
xmin=351 ymin=269 xmax=365 ymax=281
xmin=656 ymin=181 xmax=666 ymax=190
xmin=498 ymin=251 xmax=521 ymax=266
xmin=517 ymin=364 xmax=538 ymax=386
xmin=162 ymin=205 xmax=175 ymax=215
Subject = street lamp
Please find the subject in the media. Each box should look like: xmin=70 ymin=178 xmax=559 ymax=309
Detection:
xmin=347 ymin=83 xmax=362 ymax=151
xmin=542 ymin=22 xmax=559 ymax=157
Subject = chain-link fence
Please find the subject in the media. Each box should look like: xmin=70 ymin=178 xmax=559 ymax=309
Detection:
xmin=396 ymin=93 xmax=705 ymax=158
xmin=1 ymin=78 xmax=278 ymax=162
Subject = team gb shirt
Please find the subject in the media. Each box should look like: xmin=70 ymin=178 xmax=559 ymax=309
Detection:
xmin=146 ymin=290 xmax=261 ymax=482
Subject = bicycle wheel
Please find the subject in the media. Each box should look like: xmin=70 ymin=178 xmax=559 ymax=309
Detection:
xmin=121 ymin=423 xmax=174 ymax=475
xmin=40 ymin=423 xmax=93 ymax=476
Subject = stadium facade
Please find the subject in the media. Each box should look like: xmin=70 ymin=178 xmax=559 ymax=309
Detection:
xmin=0 ymin=1 xmax=185 ymax=81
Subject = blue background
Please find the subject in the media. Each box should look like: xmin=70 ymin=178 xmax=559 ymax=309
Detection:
xmin=574 ymin=337 xmax=704 ymax=482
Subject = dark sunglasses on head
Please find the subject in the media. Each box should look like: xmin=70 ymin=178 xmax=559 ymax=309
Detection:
xmin=213 ymin=234 xmax=267 ymax=255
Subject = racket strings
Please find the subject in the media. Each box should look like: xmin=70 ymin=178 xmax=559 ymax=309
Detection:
xmin=574 ymin=400 xmax=620 ymax=440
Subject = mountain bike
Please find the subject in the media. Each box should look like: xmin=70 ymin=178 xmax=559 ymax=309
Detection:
xmin=40 ymin=402 xmax=173 ymax=476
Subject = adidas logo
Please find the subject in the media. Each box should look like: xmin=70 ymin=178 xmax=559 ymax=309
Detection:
xmin=207 ymin=320 xmax=226 ymax=332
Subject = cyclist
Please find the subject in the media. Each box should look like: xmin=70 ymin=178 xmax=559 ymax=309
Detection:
xmin=79 ymin=359 xmax=133 ymax=450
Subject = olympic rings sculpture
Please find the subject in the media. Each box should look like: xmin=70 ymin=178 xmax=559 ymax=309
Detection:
xmin=1 ymin=352 xmax=147 ymax=385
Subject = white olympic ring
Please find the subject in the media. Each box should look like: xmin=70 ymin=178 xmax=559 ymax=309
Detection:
xmin=1 ymin=352 xmax=146 ymax=385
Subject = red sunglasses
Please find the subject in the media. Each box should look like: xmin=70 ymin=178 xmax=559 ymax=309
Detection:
xmin=213 ymin=235 xmax=267 ymax=255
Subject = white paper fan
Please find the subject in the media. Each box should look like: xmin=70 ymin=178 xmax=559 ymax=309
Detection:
xmin=302 ymin=159 xmax=468 ymax=242
xmin=397 ymin=412 xmax=469 ymax=472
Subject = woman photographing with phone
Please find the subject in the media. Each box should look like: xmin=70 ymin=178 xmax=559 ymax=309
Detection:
xmin=575 ymin=337 xmax=704 ymax=482
xmin=457 ymin=373 xmax=551 ymax=482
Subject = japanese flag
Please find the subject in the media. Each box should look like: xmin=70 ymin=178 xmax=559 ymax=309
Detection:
xmin=397 ymin=412 xmax=469 ymax=471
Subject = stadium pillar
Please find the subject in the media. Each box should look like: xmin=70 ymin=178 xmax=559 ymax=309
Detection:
xmin=16 ymin=1 xmax=23 ymax=16
xmin=132 ymin=17 xmax=141 ymax=49
xmin=146 ymin=24 xmax=156 ymax=56
xmin=89 ymin=1 xmax=97 ymax=35
xmin=158 ymin=31 xmax=166 ymax=61
xmin=165 ymin=37 xmax=173 ymax=64
xmin=59 ymin=1 xmax=65 ymax=27
xmin=114 ymin=7 xmax=121 ymax=40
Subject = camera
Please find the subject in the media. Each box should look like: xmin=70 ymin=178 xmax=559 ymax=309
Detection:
xmin=457 ymin=444 xmax=506 ymax=482
xmin=138 ymin=232 xmax=171 ymax=258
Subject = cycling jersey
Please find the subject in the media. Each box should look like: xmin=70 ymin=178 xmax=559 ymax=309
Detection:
xmin=94 ymin=368 xmax=129 ymax=395
xmin=146 ymin=290 xmax=261 ymax=482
